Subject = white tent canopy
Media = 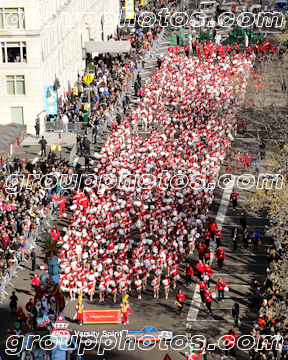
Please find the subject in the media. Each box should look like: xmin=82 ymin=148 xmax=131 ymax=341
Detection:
xmin=84 ymin=41 xmax=131 ymax=54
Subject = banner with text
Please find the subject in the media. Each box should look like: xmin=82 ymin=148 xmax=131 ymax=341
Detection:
xmin=83 ymin=310 xmax=121 ymax=324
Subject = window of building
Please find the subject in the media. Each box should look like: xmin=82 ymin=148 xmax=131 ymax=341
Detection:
xmin=11 ymin=107 xmax=23 ymax=124
xmin=6 ymin=75 xmax=25 ymax=95
xmin=0 ymin=8 xmax=25 ymax=30
xmin=1 ymin=42 xmax=26 ymax=63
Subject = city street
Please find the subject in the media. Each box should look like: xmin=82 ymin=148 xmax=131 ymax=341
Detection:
xmin=0 ymin=1 xmax=284 ymax=360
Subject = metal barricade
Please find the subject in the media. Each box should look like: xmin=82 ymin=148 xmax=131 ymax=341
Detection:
xmin=45 ymin=121 xmax=89 ymax=134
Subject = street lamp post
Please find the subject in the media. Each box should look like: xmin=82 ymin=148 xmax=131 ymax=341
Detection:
xmin=53 ymin=75 xmax=62 ymax=161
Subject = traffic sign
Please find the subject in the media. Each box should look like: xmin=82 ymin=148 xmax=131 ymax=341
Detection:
xmin=83 ymin=74 xmax=94 ymax=84
xmin=57 ymin=139 xmax=61 ymax=143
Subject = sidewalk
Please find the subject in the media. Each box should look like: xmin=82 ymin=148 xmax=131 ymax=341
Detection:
xmin=22 ymin=131 xmax=77 ymax=146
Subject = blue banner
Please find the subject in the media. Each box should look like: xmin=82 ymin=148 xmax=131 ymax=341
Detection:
xmin=45 ymin=86 xmax=57 ymax=115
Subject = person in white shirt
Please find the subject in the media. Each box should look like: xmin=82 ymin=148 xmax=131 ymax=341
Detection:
xmin=215 ymin=33 xmax=221 ymax=46
xmin=62 ymin=114 xmax=69 ymax=133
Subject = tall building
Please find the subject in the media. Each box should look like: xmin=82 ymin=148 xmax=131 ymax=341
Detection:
xmin=0 ymin=0 xmax=119 ymax=132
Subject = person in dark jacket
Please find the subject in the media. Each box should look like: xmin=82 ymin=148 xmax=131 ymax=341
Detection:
xmin=240 ymin=211 xmax=247 ymax=230
xmin=232 ymin=301 xmax=240 ymax=327
xmin=134 ymin=81 xmax=140 ymax=96
xmin=83 ymin=136 xmax=91 ymax=155
xmin=35 ymin=120 xmax=40 ymax=139
xmin=31 ymin=248 xmax=37 ymax=271
xmin=10 ymin=291 xmax=18 ymax=315
xmin=116 ymin=112 xmax=122 ymax=125
xmin=231 ymin=227 xmax=239 ymax=252
xmin=39 ymin=137 xmax=47 ymax=157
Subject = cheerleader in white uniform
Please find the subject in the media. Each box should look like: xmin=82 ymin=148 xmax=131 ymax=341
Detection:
xmin=120 ymin=275 xmax=128 ymax=301
xmin=162 ymin=274 xmax=171 ymax=299
xmin=87 ymin=269 xmax=96 ymax=301
xmin=76 ymin=276 xmax=83 ymax=299
xmin=110 ymin=277 xmax=117 ymax=303
xmin=135 ymin=275 xmax=142 ymax=299
xmin=141 ymin=267 xmax=147 ymax=290
xmin=97 ymin=276 xmax=106 ymax=302
xmin=151 ymin=275 xmax=159 ymax=299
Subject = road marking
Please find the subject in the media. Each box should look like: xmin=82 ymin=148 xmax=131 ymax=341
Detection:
xmin=187 ymin=183 xmax=233 ymax=322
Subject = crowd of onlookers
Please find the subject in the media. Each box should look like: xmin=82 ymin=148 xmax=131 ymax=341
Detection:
xmin=249 ymin=238 xmax=288 ymax=360
xmin=0 ymin=156 xmax=76 ymax=295
xmin=44 ymin=0 xmax=183 ymax=137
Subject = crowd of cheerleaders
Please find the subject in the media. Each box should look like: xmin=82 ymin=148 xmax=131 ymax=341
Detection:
xmin=52 ymin=50 xmax=252 ymax=303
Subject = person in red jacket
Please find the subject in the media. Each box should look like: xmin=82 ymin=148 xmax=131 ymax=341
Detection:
xmin=204 ymin=289 xmax=212 ymax=315
xmin=184 ymin=44 xmax=190 ymax=57
xmin=204 ymin=264 xmax=213 ymax=289
xmin=203 ymin=228 xmax=211 ymax=247
xmin=176 ymin=289 xmax=185 ymax=315
xmin=194 ymin=278 xmax=206 ymax=304
xmin=197 ymin=242 xmax=206 ymax=261
xmin=215 ymin=247 xmax=225 ymax=272
xmin=215 ymin=228 xmax=222 ymax=248
xmin=224 ymin=330 xmax=237 ymax=357
xmin=208 ymin=218 xmax=217 ymax=242
xmin=15 ymin=307 xmax=26 ymax=329
xmin=49 ymin=226 xmax=60 ymax=240
xmin=184 ymin=263 xmax=194 ymax=288
xmin=31 ymin=273 xmax=40 ymax=287
xmin=215 ymin=277 xmax=227 ymax=302
xmin=230 ymin=190 xmax=239 ymax=210
xmin=53 ymin=195 xmax=66 ymax=216
xmin=204 ymin=247 xmax=210 ymax=264
xmin=196 ymin=260 xmax=205 ymax=280
xmin=175 ymin=45 xmax=181 ymax=55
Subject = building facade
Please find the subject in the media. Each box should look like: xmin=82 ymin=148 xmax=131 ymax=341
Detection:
xmin=0 ymin=0 xmax=119 ymax=132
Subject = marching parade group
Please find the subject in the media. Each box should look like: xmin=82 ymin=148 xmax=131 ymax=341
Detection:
xmin=51 ymin=42 xmax=254 ymax=322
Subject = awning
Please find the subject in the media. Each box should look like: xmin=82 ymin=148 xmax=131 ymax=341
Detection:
xmin=84 ymin=41 xmax=131 ymax=54
xmin=0 ymin=123 xmax=27 ymax=168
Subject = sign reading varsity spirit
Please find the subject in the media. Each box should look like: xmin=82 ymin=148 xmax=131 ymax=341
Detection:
xmin=83 ymin=310 xmax=121 ymax=324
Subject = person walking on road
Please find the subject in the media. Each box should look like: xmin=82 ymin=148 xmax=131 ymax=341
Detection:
xmin=31 ymin=248 xmax=37 ymax=271
xmin=215 ymin=277 xmax=227 ymax=303
xmin=232 ymin=300 xmax=240 ymax=327
xmin=231 ymin=227 xmax=239 ymax=252
xmin=204 ymin=289 xmax=213 ymax=315
xmin=230 ymin=190 xmax=239 ymax=211
xmin=184 ymin=263 xmax=194 ymax=288
xmin=215 ymin=228 xmax=222 ymax=248
xmin=10 ymin=291 xmax=18 ymax=315
xmin=215 ymin=247 xmax=225 ymax=272
xmin=176 ymin=289 xmax=185 ymax=315
xmin=243 ymin=227 xmax=250 ymax=251
xmin=240 ymin=211 xmax=247 ymax=230
xmin=35 ymin=119 xmax=40 ymax=139
xmin=251 ymin=227 xmax=260 ymax=251
xmin=39 ymin=136 xmax=47 ymax=157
